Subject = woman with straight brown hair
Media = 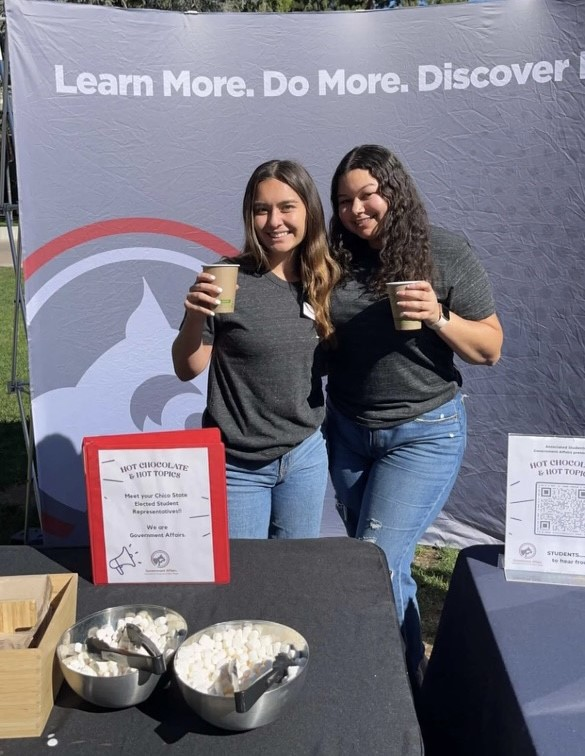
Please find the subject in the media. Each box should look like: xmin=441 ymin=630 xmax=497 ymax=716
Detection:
xmin=173 ymin=159 xmax=339 ymax=539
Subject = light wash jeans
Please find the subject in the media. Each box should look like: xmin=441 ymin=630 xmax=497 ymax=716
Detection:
xmin=325 ymin=394 xmax=467 ymax=677
xmin=225 ymin=428 xmax=328 ymax=539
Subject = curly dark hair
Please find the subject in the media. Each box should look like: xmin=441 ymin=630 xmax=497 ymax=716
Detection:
xmin=329 ymin=144 xmax=433 ymax=297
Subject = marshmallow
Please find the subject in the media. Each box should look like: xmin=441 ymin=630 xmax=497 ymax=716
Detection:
xmin=59 ymin=609 xmax=184 ymax=678
xmin=175 ymin=624 xmax=305 ymax=696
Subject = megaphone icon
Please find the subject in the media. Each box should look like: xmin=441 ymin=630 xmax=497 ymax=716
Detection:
xmin=109 ymin=546 xmax=138 ymax=576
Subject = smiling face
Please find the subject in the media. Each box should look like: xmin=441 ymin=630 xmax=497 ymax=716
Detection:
xmin=336 ymin=169 xmax=389 ymax=247
xmin=253 ymin=178 xmax=308 ymax=258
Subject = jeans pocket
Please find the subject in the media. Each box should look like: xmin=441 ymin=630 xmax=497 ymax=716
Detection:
xmin=413 ymin=397 xmax=461 ymax=425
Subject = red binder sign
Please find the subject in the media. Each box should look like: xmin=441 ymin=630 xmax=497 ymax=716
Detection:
xmin=83 ymin=428 xmax=229 ymax=584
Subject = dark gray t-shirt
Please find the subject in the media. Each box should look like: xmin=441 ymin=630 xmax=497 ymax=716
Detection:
xmin=327 ymin=226 xmax=496 ymax=428
xmin=201 ymin=267 xmax=326 ymax=461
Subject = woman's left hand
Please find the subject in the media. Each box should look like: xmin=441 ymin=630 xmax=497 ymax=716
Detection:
xmin=395 ymin=281 xmax=441 ymax=327
xmin=396 ymin=281 xmax=503 ymax=366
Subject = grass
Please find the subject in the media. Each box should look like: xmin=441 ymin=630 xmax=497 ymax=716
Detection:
xmin=0 ymin=265 xmax=456 ymax=647
xmin=414 ymin=545 xmax=459 ymax=653
xmin=0 ymin=266 xmax=35 ymax=544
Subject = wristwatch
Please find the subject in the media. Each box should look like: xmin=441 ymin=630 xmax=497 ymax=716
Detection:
xmin=428 ymin=304 xmax=451 ymax=331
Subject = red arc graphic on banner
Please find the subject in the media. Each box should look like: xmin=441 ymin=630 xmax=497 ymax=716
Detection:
xmin=24 ymin=217 xmax=239 ymax=278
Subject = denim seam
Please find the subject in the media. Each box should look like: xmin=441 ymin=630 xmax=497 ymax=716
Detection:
xmin=414 ymin=411 xmax=459 ymax=424
xmin=378 ymin=408 xmax=467 ymax=621
xmin=392 ymin=450 xmax=464 ymax=621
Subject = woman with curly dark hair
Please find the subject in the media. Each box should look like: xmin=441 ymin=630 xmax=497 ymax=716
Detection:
xmin=326 ymin=144 xmax=503 ymax=685
xmin=173 ymin=159 xmax=339 ymax=539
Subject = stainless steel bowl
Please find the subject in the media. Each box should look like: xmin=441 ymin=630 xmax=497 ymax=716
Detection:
xmin=57 ymin=604 xmax=187 ymax=708
xmin=174 ymin=619 xmax=309 ymax=731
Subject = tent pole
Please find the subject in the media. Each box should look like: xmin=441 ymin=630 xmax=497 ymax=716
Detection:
xmin=1 ymin=27 xmax=42 ymax=543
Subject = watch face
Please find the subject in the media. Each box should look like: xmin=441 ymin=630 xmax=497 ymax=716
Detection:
xmin=441 ymin=304 xmax=451 ymax=321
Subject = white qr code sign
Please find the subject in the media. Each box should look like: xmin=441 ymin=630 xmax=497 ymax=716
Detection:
xmin=535 ymin=483 xmax=585 ymax=537
xmin=505 ymin=434 xmax=585 ymax=586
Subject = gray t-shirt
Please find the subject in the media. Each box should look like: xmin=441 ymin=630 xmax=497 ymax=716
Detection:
xmin=327 ymin=226 xmax=496 ymax=428
xmin=201 ymin=267 xmax=326 ymax=461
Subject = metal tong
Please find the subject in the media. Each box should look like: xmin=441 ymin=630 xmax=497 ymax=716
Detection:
xmin=229 ymin=651 xmax=302 ymax=713
xmin=85 ymin=622 xmax=166 ymax=674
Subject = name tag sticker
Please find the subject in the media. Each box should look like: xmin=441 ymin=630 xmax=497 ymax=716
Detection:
xmin=302 ymin=301 xmax=316 ymax=320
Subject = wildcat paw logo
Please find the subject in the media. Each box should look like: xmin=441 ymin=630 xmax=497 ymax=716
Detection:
xmin=24 ymin=218 xmax=238 ymax=544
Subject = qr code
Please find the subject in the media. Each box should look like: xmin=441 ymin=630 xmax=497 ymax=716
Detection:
xmin=535 ymin=483 xmax=585 ymax=537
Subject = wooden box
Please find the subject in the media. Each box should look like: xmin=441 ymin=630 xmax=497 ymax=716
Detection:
xmin=0 ymin=573 xmax=78 ymax=739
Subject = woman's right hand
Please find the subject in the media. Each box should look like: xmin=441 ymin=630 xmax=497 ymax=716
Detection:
xmin=184 ymin=271 xmax=223 ymax=317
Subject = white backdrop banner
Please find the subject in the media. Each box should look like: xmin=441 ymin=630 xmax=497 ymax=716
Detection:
xmin=5 ymin=0 xmax=585 ymax=545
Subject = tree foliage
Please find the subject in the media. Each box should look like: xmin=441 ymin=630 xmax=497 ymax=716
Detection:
xmin=1 ymin=0 xmax=470 ymax=15
xmin=0 ymin=0 xmax=408 ymax=14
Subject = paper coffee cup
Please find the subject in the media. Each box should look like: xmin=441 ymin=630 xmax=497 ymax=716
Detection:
xmin=386 ymin=281 xmax=422 ymax=331
xmin=202 ymin=264 xmax=239 ymax=313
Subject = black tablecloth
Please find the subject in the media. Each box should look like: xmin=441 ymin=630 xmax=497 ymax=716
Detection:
xmin=0 ymin=538 xmax=423 ymax=755
xmin=420 ymin=544 xmax=585 ymax=756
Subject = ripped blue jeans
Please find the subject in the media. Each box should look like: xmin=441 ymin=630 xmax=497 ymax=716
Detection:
xmin=325 ymin=394 xmax=467 ymax=677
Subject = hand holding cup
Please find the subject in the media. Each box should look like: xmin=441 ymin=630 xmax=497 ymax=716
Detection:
xmin=201 ymin=264 xmax=239 ymax=314
xmin=386 ymin=281 xmax=439 ymax=331
xmin=184 ymin=271 xmax=224 ymax=318
xmin=184 ymin=264 xmax=239 ymax=317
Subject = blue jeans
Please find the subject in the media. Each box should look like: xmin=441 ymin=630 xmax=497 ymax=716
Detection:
xmin=225 ymin=428 xmax=328 ymax=539
xmin=325 ymin=394 xmax=467 ymax=676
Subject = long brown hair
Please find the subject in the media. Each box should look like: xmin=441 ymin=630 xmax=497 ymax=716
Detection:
xmin=240 ymin=159 xmax=340 ymax=341
xmin=329 ymin=145 xmax=433 ymax=296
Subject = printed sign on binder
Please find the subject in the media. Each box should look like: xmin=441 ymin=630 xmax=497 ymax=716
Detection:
xmin=83 ymin=429 xmax=229 ymax=585
xmin=505 ymin=434 xmax=585 ymax=586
